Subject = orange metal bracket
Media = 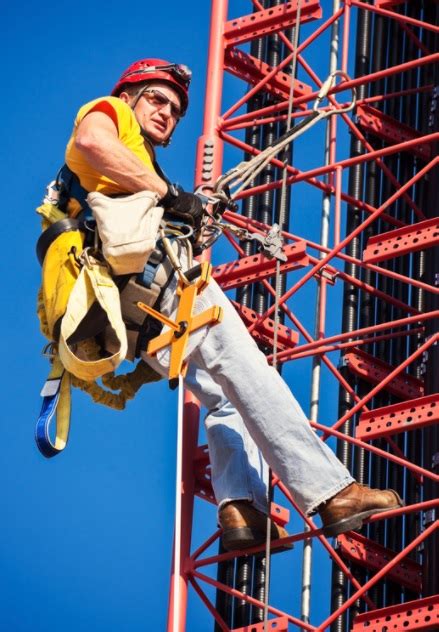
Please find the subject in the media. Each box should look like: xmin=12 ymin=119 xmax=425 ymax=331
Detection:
xmin=137 ymin=261 xmax=223 ymax=388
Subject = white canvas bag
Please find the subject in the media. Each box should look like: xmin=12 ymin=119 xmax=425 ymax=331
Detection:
xmin=87 ymin=190 xmax=164 ymax=275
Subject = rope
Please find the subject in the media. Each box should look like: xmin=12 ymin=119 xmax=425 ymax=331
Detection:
xmin=71 ymin=360 xmax=162 ymax=410
xmin=194 ymin=72 xmax=356 ymax=258
xmin=212 ymin=71 xmax=355 ymax=206
xmin=263 ymin=3 xmax=303 ymax=627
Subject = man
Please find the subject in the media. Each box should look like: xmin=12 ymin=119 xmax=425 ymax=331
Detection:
xmin=63 ymin=58 xmax=403 ymax=550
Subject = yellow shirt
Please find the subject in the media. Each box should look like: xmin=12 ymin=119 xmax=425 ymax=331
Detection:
xmin=65 ymin=96 xmax=156 ymax=196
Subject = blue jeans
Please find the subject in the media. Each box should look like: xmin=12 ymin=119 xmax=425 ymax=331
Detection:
xmin=142 ymin=272 xmax=354 ymax=515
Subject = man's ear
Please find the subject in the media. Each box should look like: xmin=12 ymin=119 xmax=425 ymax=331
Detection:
xmin=118 ymin=91 xmax=130 ymax=104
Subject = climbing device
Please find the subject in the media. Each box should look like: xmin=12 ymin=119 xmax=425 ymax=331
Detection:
xmin=194 ymin=70 xmax=356 ymax=261
xmin=138 ymin=260 xmax=223 ymax=390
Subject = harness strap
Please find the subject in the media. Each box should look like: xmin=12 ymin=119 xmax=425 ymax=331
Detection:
xmin=58 ymin=164 xmax=92 ymax=218
xmin=59 ymin=253 xmax=128 ymax=381
xmin=35 ymin=355 xmax=71 ymax=457
xmin=36 ymin=217 xmax=86 ymax=265
xmin=112 ymin=243 xmax=176 ymax=360
xmin=137 ymin=245 xmax=166 ymax=288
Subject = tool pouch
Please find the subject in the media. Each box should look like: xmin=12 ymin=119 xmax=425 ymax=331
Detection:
xmin=87 ymin=190 xmax=164 ymax=276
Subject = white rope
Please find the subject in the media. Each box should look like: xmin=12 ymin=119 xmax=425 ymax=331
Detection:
xmin=214 ymin=71 xmax=356 ymax=204
xmin=172 ymin=374 xmax=185 ymax=632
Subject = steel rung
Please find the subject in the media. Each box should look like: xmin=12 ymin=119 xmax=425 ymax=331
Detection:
xmin=357 ymin=393 xmax=439 ymax=440
xmin=352 ymin=595 xmax=439 ymax=631
xmin=363 ymin=217 xmax=439 ymax=263
xmin=337 ymin=532 xmax=422 ymax=593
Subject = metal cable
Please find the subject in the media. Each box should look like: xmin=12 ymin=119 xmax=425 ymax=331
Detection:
xmin=263 ymin=2 xmax=302 ymax=628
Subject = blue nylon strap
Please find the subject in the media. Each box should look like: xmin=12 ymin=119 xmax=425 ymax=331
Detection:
xmin=137 ymin=261 xmax=158 ymax=288
xmin=35 ymin=363 xmax=71 ymax=458
xmin=59 ymin=164 xmax=92 ymax=219
xmin=136 ymin=244 xmax=167 ymax=288
xmin=35 ymin=379 xmax=63 ymax=458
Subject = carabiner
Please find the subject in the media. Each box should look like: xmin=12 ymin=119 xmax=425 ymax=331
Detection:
xmin=313 ymin=70 xmax=357 ymax=115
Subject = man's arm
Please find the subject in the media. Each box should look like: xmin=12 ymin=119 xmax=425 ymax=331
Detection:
xmin=74 ymin=112 xmax=168 ymax=198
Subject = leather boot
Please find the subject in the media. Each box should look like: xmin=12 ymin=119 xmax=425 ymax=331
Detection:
xmin=219 ymin=500 xmax=291 ymax=552
xmin=319 ymin=482 xmax=404 ymax=537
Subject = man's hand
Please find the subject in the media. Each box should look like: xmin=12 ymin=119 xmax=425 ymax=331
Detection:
xmin=161 ymin=185 xmax=205 ymax=227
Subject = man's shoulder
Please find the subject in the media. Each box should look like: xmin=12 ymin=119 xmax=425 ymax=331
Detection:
xmin=76 ymin=95 xmax=132 ymax=119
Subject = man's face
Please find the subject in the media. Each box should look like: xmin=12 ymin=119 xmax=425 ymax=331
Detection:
xmin=131 ymin=81 xmax=182 ymax=145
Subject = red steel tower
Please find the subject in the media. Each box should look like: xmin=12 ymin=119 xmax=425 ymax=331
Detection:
xmin=168 ymin=1 xmax=439 ymax=630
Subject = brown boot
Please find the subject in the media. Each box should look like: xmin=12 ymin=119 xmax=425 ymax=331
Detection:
xmin=219 ymin=500 xmax=291 ymax=552
xmin=319 ymin=482 xmax=404 ymax=537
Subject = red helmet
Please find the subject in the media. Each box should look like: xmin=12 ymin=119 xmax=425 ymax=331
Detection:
xmin=111 ymin=58 xmax=191 ymax=114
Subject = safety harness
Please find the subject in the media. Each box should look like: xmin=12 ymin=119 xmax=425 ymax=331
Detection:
xmin=35 ymin=165 xmax=211 ymax=458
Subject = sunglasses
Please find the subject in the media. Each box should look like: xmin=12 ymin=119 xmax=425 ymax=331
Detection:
xmin=141 ymin=88 xmax=183 ymax=119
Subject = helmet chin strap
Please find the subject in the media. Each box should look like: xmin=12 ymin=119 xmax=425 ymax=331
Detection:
xmin=140 ymin=127 xmax=172 ymax=148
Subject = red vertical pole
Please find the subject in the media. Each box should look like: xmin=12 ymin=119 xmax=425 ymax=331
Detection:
xmin=194 ymin=0 xmax=228 ymax=190
xmin=167 ymin=1 xmax=228 ymax=630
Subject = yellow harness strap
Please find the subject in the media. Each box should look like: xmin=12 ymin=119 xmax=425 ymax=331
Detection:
xmin=59 ymin=252 xmax=128 ymax=381
xmin=36 ymin=201 xmax=66 ymax=227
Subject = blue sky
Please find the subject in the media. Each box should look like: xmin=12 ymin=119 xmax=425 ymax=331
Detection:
xmin=2 ymin=1 xmax=354 ymax=630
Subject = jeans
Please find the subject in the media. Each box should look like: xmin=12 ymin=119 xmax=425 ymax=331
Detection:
xmin=142 ymin=270 xmax=354 ymax=516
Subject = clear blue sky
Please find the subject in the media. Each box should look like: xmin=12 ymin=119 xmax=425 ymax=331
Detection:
xmin=2 ymin=1 xmax=352 ymax=630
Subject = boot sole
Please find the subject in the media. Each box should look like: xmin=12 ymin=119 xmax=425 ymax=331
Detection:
xmin=322 ymin=503 xmax=403 ymax=538
xmin=221 ymin=527 xmax=293 ymax=553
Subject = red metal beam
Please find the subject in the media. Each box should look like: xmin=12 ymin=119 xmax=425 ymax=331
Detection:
xmin=375 ymin=0 xmax=409 ymax=7
xmin=316 ymin=522 xmax=438 ymax=631
xmin=277 ymin=310 xmax=431 ymax=362
xmin=192 ymin=569 xmax=315 ymax=631
xmin=275 ymin=327 xmax=424 ymax=362
xmin=246 ymin=160 xmax=438 ymax=334
xmin=291 ymin=53 xmax=439 ymax=111
xmin=224 ymin=47 xmax=312 ymax=108
xmin=294 ymin=53 xmax=426 ymax=221
xmin=232 ymin=617 xmax=289 ymax=632
xmin=352 ymin=595 xmax=439 ymax=632
xmin=356 ymin=103 xmax=433 ymax=161
xmin=351 ymin=0 xmax=439 ymax=35
xmin=223 ymin=0 xmax=321 ymax=47
xmin=249 ymin=0 xmax=427 ymax=222
xmin=212 ymin=240 xmax=309 ymax=290
xmin=357 ymin=394 xmax=439 ymax=441
xmin=337 ymin=532 xmax=422 ymax=593
xmin=363 ymin=217 xmax=439 ymax=263
xmin=190 ymin=577 xmax=234 ymax=630
xmin=231 ymin=300 xmax=298 ymax=352
xmin=221 ymin=135 xmax=407 ymax=229
xmin=223 ymin=212 xmax=438 ymax=297
xmin=313 ymin=419 xmax=439 ymax=484
xmin=221 ymin=4 xmax=343 ymax=122
xmin=344 ymin=348 xmax=424 ymax=400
